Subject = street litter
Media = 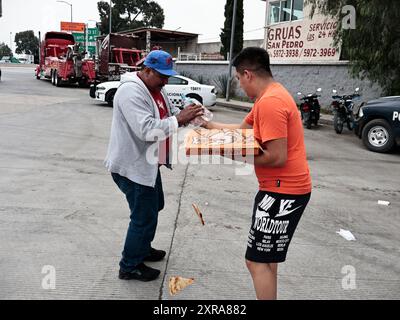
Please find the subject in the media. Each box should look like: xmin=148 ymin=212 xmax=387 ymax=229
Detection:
xmin=336 ymin=229 xmax=356 ymax=241
xmin=378 ymin=200 xmax=390 ymax=206
xmin=169 ymin=276 xmax=195 ymax=296
xmin=192 ymin=203 xmax=205 ymax=225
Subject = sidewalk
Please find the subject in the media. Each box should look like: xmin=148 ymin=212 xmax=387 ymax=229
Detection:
xmin=216 ymin=98 xmax=334 ymax=125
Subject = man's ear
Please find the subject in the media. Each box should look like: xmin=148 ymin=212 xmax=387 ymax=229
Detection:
xmin=244 ymin=70 xmax=252 ymax=81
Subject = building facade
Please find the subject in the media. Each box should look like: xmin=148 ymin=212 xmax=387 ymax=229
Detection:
xmin=176 ymin=0 xmax=383 ymax=106
xmin=262 ymin=0 xmax=341 ymax=63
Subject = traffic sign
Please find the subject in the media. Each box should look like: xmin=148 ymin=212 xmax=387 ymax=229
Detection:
xmin=87 ymin=28 xmax=99 ymax=42
xmin=72 ymin=32 xmax=97 ymax=55
xmin=61 ymin=21 xmax=85 ymax=32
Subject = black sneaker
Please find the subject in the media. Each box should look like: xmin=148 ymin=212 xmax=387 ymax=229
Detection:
xmin=144 ymin=247 xmax=166 ymax=262
xmin=119 ymin=263 xmax=160 ymax=281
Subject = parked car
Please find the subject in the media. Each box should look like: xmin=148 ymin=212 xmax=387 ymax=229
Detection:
xmin=90 ymin=73 xmax=217 ymax=108
xmin=353 ymin=96 xmax=400 ymax=153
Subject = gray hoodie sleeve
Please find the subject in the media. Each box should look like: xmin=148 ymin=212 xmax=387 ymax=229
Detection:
xmin=118 ymin=85 xmax=178 ymax=142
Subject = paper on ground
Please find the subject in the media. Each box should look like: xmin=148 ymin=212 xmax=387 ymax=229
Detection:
xmin=378 ymin=200 xmax=390 ymax=206
xmin=336 ymin=229 xmax=356 ymax=241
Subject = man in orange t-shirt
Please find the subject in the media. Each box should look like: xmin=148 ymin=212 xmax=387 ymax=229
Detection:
xmin=204 ymin=47 xmax=312 ymax=300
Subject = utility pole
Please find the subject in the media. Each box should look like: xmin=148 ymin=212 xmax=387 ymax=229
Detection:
xmin=9 ymin=32 xmax=12 ymax=54
xmin=39 ymin=31 xmax=41 ymax=65
xmin=57 ymin=1 xmax=73 ymax=23
xmin=109 ymin=0 xmax=112 ymax=35
xmin=85 ymin=24 xmax=89 ymax=58
xmin=108 ymin=0 xmax=112 ymax=64
xmin=226 ymin=0 xmax=238 ymax=101
xmin=263 ymin=0 xmax=271 ymax=50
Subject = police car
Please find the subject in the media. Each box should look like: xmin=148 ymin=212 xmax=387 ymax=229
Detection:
xmin=353 ymin=96 xmax=400 ymax=153
xmin=90 ymin=73 xmax=217 ymax=108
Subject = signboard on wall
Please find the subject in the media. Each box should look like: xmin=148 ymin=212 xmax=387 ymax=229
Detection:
xmin=266 ymin=16 xmax=341 ymax=62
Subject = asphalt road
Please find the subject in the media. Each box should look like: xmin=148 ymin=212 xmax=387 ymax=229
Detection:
xmin=0 ymin=65 xmax=399 ymax=300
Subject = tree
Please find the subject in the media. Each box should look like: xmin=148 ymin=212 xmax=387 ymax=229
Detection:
xmin=97 ymin=0 xmax=164 ymax=35
xmin=306 ymin=0 xmax=400 ymax=95
xmin=220 ymin=0 xmax=243 ymax=60
xmin=0 ymin=42 xmax=12 ymax=59
xmin=14 ymin=30 xmax=39 ymax=62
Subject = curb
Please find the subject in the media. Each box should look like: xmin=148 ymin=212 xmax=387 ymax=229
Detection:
xmin=216 ymin=101 xmax=252 ymax=112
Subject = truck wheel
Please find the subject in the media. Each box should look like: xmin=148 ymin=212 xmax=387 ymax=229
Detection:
xmin=333 ymin=113 xmax=343 ymax=134
xmin=362 ymin=119 xmax=395 ymax=153
xmin=51 ymin=71 xmax=55 ymax=85
xmin=55 ymin=72 xmax=62 ymax=87
xmin=106 ymin=89 xmax=117 ymax=107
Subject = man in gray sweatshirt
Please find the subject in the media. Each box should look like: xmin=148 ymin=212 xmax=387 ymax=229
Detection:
xmin=105 ymin=50 xmax=203 ymax=281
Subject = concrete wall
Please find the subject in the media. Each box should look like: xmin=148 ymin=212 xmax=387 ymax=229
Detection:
xmin=175 ymin=61 xmax=383 ymax=108
xmin=196 ymin=39 xmax=264 ymax=54
xmin=175 ymin=60 xmax=229 ymax=86
xmin=196 ymin=42 xmax=221 ymax=54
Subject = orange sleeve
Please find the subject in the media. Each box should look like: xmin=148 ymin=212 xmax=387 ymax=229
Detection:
xmin=245 ymin=107 xmax=254 ymax=126
xmin=255 ymin=97 xmax=288 ymax=144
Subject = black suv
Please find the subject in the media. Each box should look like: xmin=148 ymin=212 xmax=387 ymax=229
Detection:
xmin=353 ymin=96 xmax=400 ymax=153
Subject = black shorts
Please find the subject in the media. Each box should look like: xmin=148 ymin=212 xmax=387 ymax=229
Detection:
xmin=245 ymin=190 xmax=311 ymax=263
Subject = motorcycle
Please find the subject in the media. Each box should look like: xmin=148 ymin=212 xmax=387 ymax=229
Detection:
xmin=297 ymin=88 xmax=322 ymax=129
xmin=331 ymin=87 xmax=361 ymax=134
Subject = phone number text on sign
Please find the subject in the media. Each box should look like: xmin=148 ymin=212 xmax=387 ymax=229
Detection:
xmin=270 ymin=48 xmax=337 ymax=59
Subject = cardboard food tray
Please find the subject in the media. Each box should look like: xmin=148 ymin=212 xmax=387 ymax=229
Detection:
xmin=185 ymin=128 xmax=261 ymax=156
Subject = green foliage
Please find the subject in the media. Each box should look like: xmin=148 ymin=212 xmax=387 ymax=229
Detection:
xmin=97 ymin=0 xmax=164 ymax=35
xmin=306 ymin=0 xmax=400 ymax=95
xmin=195 ymin=74 xmax=206 ymax=85
xmin=178 ymin=70 xmax=195 ymax=79
xmin=0 ymin=42 xmax=12 ymax=59
xmin=213 ymin=74 xmax=235 ymax=97
xmin=220 ymin=0 xmax=244 ymax=60
xmin=14 ymin=30 xmax=39 ymax=63
xmin=177 ymin=71 xmax=208 ymax=85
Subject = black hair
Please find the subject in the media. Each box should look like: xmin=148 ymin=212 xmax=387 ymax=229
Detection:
xmin=232 ymin=47 xmax=273 ymax=78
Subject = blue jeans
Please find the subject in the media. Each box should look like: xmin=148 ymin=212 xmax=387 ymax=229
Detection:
xmin=111 ymin=170 xmax=164 ymax=272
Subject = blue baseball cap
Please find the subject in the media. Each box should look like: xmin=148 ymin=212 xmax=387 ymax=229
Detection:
xmin=143 ymin=50 xmax=177 ymax=76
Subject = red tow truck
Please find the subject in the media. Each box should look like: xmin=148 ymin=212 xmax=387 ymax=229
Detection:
xmin=35 ymin=31 xmax=96 ymax=87
xmin=95 ymin=33 xmax=145 ymax=82
xmin=89 ymin=33 xmax=146 ymax=98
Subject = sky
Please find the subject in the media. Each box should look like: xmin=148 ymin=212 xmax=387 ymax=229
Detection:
xmin=0 ymin=0 xmax=267 ymax=52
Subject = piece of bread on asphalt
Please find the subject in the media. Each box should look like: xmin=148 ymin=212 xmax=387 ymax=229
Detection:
xmin=192 ymin=203 xmax=205 ymax=225
xmin=169 ymin=276 xmax=195 ymax=295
